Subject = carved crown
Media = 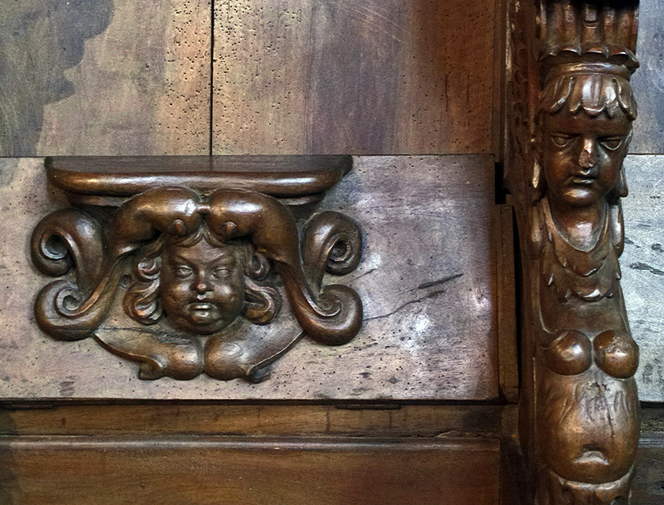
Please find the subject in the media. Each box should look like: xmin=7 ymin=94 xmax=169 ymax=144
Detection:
xmin=538 ymin=0 xmax=640 ymax=77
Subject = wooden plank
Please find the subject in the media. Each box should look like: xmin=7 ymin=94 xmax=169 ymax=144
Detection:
xmin=0 ymin=0 xmax=211 ymax=156
xmin=0 ymin=155 xmax=501 ymax=400
xmin=497 ymin=205 xmax=519 ymax=402
xmin=630 ymin=0 xmax=664 ymax=154
xmin=0 ymin=436 xmax=501 ymax=505
xmin=212 ymin=0 xmax=496 ymax=155
xmin=0 ymin=404 xmax=502 ymax=437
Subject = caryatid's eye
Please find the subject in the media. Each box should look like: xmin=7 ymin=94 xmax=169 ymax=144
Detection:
xmin=598 ymin=136 xmax=624 ymax=151
xmin=550 ymin=134 xmax=575 ymax=148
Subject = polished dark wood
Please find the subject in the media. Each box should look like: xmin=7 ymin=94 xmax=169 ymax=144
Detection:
xmin=1 ymin=1 xmax=662 ymax=503
xmin=0 ymin=435 xmax=501 ymax=505
xmin=46 ymin=156 xmax=353 ymax=203
xmin=505 ymin=1 xmax=642 ymax=503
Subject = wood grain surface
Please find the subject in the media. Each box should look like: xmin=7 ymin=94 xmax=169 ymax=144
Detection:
xmin=630 ymin=0 xmax=664 ymax=154
xmin=212 ymin=0 xmax=496 ymax=155
xmin=0 ymin=0 xmax=211 ymax=156
xmin=0 ymin=435 xmax=501 ymax=505
xmin=0 ymin=404 xmax=503 ymax=437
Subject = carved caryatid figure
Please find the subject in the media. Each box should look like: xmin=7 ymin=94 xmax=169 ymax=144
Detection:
xmin=532 ymin=62 xmax=639 ymax=504
xmin=503 ymin=1 xmax=642 ymax=502
xmin=32 ymin=177 xmax=363 ymax=382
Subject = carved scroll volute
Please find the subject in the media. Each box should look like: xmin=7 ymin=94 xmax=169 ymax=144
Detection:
xmin=31 ymin=157 xmax=363 ymax=382
xmin=505 ymin=1 xmax=641 ymax=503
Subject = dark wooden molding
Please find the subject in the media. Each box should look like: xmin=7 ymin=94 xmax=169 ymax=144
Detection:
xmin=45 ymin=155 xmax=352 ymax=206
xmin=505 ymin=1 xmax=641 ymax=503
xmin=31 ymin=156 xmax=363 ymax=383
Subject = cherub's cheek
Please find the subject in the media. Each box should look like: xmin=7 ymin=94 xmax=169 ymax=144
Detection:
xmin=161 ymin=282 xmax=193 ymax=307
xmin=214 ymin=283 xmax=243 ymax=306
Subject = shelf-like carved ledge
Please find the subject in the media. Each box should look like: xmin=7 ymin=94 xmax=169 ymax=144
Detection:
xmin=31 ymin=156 xmax=363 ymax=383
xmin=505 ymin=1 xmax=641 ymax=503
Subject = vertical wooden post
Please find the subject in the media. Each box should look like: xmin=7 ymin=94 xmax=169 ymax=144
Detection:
xmin=505 ymin=1 xmax=641 ymax=503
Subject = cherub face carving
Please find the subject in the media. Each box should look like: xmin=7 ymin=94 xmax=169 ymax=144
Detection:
xmin=160 ymin=240 xmax=245 ymax=335
xmin=542 ymin=110 xmax=631 ymax=208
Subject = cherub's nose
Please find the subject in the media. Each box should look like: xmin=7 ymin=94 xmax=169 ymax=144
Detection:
xmin=193 ymin=271 xmax=211 ymax=293
xmin=578 ymin=137 xmax=598 ymax=170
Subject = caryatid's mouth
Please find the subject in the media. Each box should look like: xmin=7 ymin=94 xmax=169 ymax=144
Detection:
xmin=570 ymin=176 xmax=596 ymax=185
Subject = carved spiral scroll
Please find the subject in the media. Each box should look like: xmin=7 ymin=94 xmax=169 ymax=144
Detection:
xmin=31 ymin=209 xmax=115 ymax=340
xmin=205 ymin=190 xmax=363 ymax=346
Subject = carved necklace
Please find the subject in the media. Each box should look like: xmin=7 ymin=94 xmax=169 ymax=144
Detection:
xmin=539 ymin=197 xmax=621 ymax=302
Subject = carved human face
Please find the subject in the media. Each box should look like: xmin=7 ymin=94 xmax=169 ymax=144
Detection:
xmin=160 ymin=239 xmax=245 ymax=335
xmin=542 ymin=110 xmax=631 ymax=207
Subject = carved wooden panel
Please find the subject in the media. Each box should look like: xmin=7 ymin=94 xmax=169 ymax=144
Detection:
xmin=0 ymin=0 xmax=211 ymax=156
xmin=211 ymin=0 xmax=496 ymax=154
xmin=31 ymin=156 xmax=363 ymax=383
xmin=0 ymin=155 xmax=503 ymax=400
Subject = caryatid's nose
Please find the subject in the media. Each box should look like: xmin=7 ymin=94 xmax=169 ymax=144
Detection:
xmin=578 ymin=137 xmax=598 ymax=170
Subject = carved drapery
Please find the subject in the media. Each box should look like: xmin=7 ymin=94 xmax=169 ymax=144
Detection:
xmin=31 ymin=156 xmax=363 ymax=382
xmin=505 ymin=1 xmax=641 ymax=503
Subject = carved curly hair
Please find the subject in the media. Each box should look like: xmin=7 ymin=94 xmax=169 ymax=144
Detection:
xmin=123 ymin=223 xmax=281 ymax=328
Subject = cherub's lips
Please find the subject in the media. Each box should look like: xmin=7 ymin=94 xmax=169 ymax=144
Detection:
xmin=190 ymin=303 xmax=214 ymax=311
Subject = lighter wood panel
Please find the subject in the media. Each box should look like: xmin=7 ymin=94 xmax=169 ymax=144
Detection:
xmin=0 ymin=436 xmax=501 ymax=505
xmin=0 ymin=0 xmax=211 ymax=156
xmin=212 ymin=0 xmax=496 ymax=155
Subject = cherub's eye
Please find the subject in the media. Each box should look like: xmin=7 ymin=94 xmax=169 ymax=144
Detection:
xmin=599 ymin=136 xmax=624 ymax=150
xmin=212 ymin=267 xmax=231 ymax=279
xmin=173 ymin=265 xmax=193 ymax=279
xmin=551 ymin=134 xmax=575 ymax=148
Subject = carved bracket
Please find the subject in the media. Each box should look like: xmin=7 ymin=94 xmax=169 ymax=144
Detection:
xmin=31 ymin=156 xmax=363 ymax=382
xmin=505 ymin=1 xmax=641 ymax=503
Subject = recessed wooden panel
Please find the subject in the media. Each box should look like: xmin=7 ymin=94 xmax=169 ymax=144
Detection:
xmin=0 ymin=436 xmax=500 ymax=505
xmin=0 ymin=0 xmax=211 ymax=156
xmin=212 ymin=0 xmax=496 ymax=155
xmin=0 ymin=155 xmax=501 ymax=400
